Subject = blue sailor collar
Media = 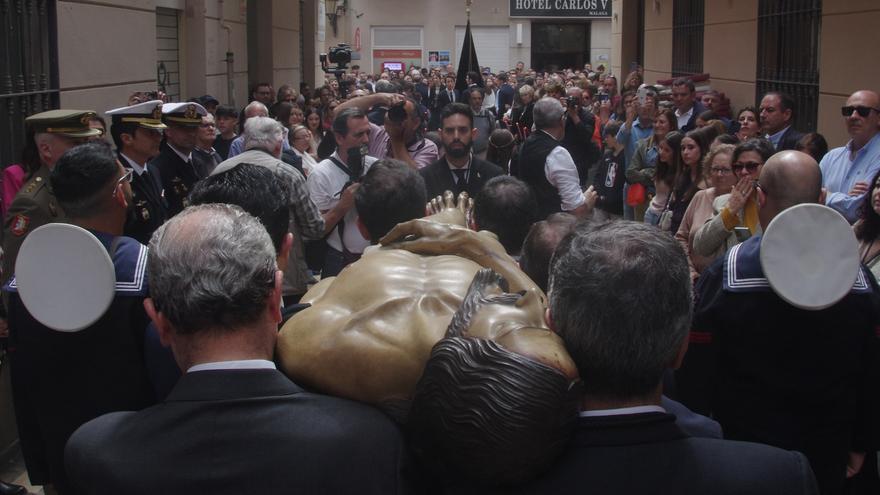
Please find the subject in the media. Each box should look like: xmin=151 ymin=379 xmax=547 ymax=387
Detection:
xmin=5 ymin=231 xmax=149 ymax=297
xmin=723 ymin=235 xmax=871 ymax=295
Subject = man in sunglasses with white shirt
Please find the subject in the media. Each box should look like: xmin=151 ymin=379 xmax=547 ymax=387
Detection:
xmin=819 ymin=89 xmax=880 ymax=223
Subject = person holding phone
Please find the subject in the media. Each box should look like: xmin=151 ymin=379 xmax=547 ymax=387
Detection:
xmin=692 ymin=138 xmax=775 ymax=261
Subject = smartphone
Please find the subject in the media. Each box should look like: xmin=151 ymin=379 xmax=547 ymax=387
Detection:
xmin=733 ymin=226 xmax=751 ymax=243
xmin=597 ymin=94 xmax=610 ymax=103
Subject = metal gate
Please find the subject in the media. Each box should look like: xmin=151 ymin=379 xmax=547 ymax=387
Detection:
xmin=0 ymin=0 xmax=58 ymax=169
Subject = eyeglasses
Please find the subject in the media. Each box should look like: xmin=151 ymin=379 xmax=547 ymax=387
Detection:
xmin=710 ymin=167 xmax=733 ymax=176
xmin=114 ymin=169 xmax=133 ymax=197
xmin=732 ymin=161 xmax=762 ymax=173
xmin=841 ymin=106 xmax=880 ymax=118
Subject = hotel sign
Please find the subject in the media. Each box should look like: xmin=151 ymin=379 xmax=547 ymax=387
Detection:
xmin=510 ymin=0 xmax=611 ymax=18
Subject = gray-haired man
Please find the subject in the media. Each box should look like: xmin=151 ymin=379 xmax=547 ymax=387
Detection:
xmin=212 ymin=116 xmax=327 ymax=304
xmin=65 ymin=204 xmax=413 ymax=494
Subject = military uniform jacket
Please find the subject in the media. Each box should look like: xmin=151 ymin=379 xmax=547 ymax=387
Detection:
xmin=150 ymin=142 xmax=200 ymax=218
xmin=1 ymin=164 xmax=64 ymax=285
xmin=4 ymin=232 xmax=156 ymax=489
xmin=120 ymin=153 xmax=168 ymax=245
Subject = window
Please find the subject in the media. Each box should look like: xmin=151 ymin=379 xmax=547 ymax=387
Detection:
xmin=756 ymin=0 xmax=821 ymax=132
xmin=672 ymin=0 xmax=704 ymax=76
xmin=0 ymin=0 xmax=59 ymax=168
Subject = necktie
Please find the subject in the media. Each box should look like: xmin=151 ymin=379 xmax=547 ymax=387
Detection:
xmin=449 ymin=90 xmax=454 ymax=103
xmin=452 ymin=168 xmax=467 ymax=184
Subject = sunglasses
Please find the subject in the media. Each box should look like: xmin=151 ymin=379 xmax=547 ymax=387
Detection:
xmin=732 ymin=161 xmax=762 ymax=173
xmin=841 ymin=106 xmax=880 ymax=118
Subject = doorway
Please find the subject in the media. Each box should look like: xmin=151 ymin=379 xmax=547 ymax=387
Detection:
xmin=531 ymin=23 xmax=590 ymax=72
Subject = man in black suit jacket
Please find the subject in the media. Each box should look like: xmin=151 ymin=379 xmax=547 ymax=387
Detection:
xmin=760 ymin=91 xmax=804 ymax=150
xmin=671 ymin=77 xmax=706 ymax=133
xmin=106 ymin=99 xmax=169 ymax=244
xmin=421 ymin=103 xmax=504 ymax=200
xmin=437 ymin=76 xmax=460 ymax=110
xmin=517 ymin=221 xmax=818 ymax=494
xmin=65 ymin=204 xmax=413 ymax=495
xmin=150 ymin=102 xmax=209 ymax=218
xmin=496 ymin=72 xmax=515 ymax=117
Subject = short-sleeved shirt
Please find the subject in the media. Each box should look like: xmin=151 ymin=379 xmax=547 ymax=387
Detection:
xmin=366 ymin=122 xmax=438 ymax=169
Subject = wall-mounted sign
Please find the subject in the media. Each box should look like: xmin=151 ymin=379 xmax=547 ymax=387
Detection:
xmin=373 ymin=49 xmax=422 ymax=58
xmin=510 ymin=0 xmax=611 ymax=18
xmin=428 ymin=50 xmax=451 ymax=69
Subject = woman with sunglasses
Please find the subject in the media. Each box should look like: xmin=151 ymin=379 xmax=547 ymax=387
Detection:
xmin=854 ymin=169 xmax=880 ymax=280
xmin=675 ymin=144 xmax=736 ymax=282
xmin=692 ymin=138 xmax=775 ymax=260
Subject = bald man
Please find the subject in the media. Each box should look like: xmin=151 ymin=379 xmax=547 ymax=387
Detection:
xmin=819 ymin=89 xmax=880 ymax=222
xmin=677 ymin=151 xmax=880 ymax=495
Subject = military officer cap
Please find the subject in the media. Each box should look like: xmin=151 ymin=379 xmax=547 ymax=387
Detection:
xmin=25 ymin=109 xmax=103 ymax=138
xmin=162 ymin=101 xmax=207 ymax=127
xmin=106 ymin=100 xmax=167 ymax=130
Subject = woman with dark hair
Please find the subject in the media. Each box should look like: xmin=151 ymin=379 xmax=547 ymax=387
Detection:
xmin=854 ymin=169 xmax=880 ymax=279
xmin=627 ymin=107 xmax=678 ymax=223
xmin=304 ymin=107 xmax=324 ymax=158
xmin=692 ymin=138 xmax=775 ymax=261
xmin=646 ymin=130 xmax=684 ymax=226
xmin=665 ymin=126 xmax=717 ymax=233
xmin=735 ymin=106 xmax=761 ymax=142
xmin=795 ymin=132 xmax=829 ymax=163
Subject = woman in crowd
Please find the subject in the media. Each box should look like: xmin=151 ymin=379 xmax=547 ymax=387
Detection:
xmin=274 ymin=102 xmax=295 ymax=133
xmin=854 ymin=169 xmax=880 ymax=279
xmin=627 ymin=108 xmax=678 ymax=222
xmin=735 ymin=106 xmax=761 ymax=142
xmin=692 ymin=138 xmax=775 ymax=261
xmin=510 ymin=85 xmax=535 ymax=142
xmin=646 ymin=130 xmax=684 ymax=226
xmin=289 ymin=125 xmax=318 ymax=176
xmin=666 ymin=126 xmax=717 ymax=234
xmin=795 ymin=132 xmax=829 ymax=163
xmin=675 ymin=144 xmax=737 ymax=282
xmin=305 ymin=107 xmax=324 ymax=157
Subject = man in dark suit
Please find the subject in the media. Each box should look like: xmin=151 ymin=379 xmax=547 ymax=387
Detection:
xmin=65 ymin=203 xmax=414 ymax=495
xmin=496 ymin=72 xmax=515 ymax=118
xmin=515 ymin=220 xmax=818 ymax=494
xmin=106 ymin=99 xmax=169 ymax=244
xmin=760 ymin=91 xmax=803 ymax=150
xmin=437 ymin=76 xmax=459 ymax=110
xmin=150 ymin=101 xmax=208 ymax=217
xmin=420 ymin=103 xmax=504 ymax=200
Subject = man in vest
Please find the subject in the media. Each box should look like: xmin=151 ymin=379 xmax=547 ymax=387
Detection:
xmin=516 ymin=97 xmax=597 ymax=220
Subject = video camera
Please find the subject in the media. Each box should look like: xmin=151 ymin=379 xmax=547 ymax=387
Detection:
xmin=320 ymin=43 xmax=352 ymax=77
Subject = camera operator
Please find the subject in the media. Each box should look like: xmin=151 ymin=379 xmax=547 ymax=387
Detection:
xmin=333 ymin=92 xmax=438 ymax=170
xmin=560 ymin=86 xmax=601 ymax=187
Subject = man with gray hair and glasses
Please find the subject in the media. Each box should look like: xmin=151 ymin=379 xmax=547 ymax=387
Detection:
xmin=213 ymin=116 xmax=332 ymax=305
xmin=65 ymin=204 xmax=414 ymax=494
xmin=515 ymin=220 xmax=818 ymax=494
xmin=515 ymin=96 xmax=597 ymax=221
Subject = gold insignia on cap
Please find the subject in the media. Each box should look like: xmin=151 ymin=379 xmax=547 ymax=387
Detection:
xmin=152 ymin=105 xmax=162 ymax=120
xmin=184 ymin=104 xmax=197 ymax=120
xmin=81 ymin=114 xmax=91 ymax=125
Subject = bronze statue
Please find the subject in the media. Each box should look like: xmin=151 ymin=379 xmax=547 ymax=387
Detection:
xmin=276 ymin=192 xmax=581 ymax=486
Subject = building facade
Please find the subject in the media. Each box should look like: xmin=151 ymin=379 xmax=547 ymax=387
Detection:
xmin=324 ymin=0 xmax=612 ymax=76
xmin=0 ymin=0 xmax=326 ymax=168
xmin=611 ymin=0 xmax=880 ymax=147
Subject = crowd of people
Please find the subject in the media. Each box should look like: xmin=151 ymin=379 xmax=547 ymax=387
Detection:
xmin=0 ymin=59 xmax=876 ymax=495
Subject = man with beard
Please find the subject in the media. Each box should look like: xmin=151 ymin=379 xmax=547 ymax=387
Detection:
xmin=420 ymin=103 xmax=504 ymax=199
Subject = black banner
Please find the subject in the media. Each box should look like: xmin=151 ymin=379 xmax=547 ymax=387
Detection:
xmin=510 ymin=0 xmax=611 ymax=18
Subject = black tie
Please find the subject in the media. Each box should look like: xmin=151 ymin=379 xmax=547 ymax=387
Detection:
xmin=452 ymin=168 xmax=467 ymax=184
xmin=449 ymin=90 xmax=454 ymax=102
